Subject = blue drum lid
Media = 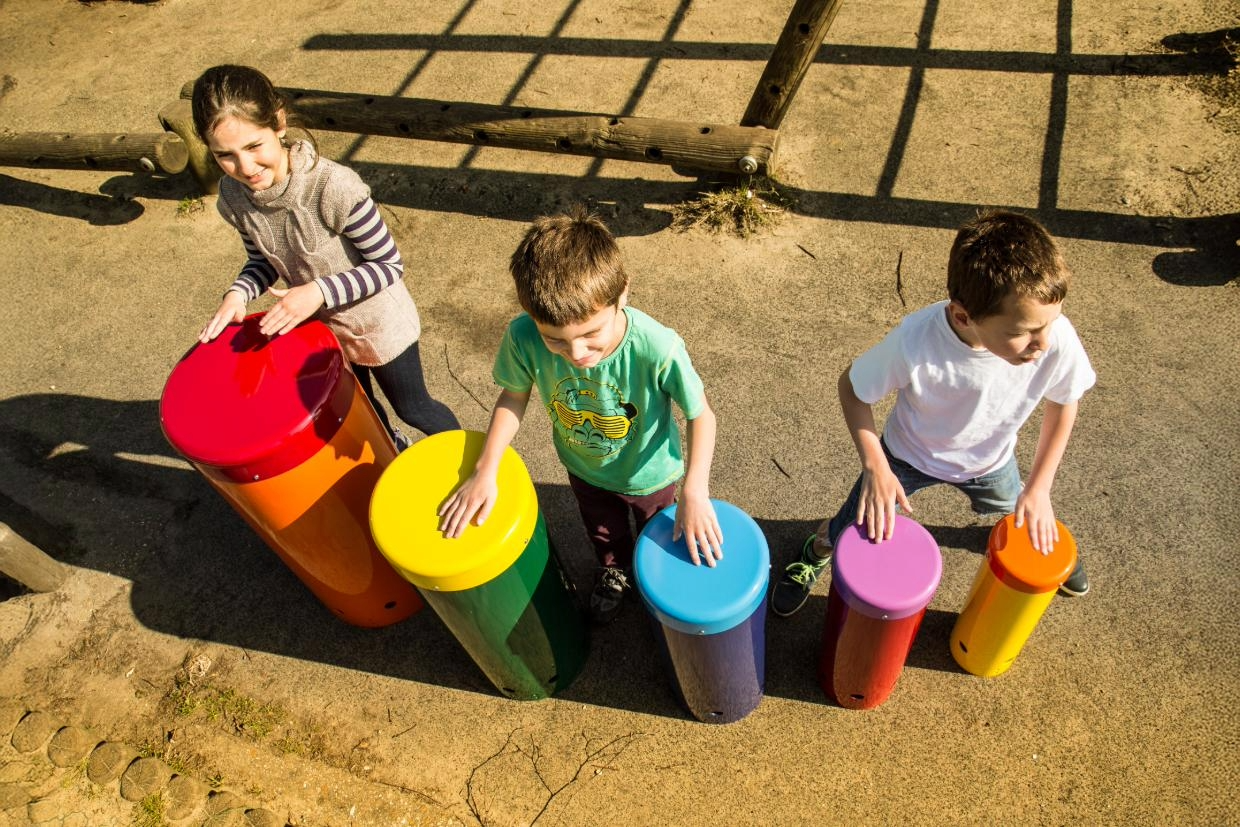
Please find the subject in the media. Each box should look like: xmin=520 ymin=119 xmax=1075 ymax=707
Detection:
xmin=634 ymin=499 xmax=770 ymax=636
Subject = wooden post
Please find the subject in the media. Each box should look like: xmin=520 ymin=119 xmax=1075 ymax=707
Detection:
xmin=159 ymin=98 xmax=220 ymax=194
xmin=0 ymin=132 xmax=187 ymax=174
xmin=0 ymin=522 xmax=69 ymax=593
xmin=178 ymin=82 xmax=778 ymax=177
xmin=741 ymin=0 xmax=845 ymax=130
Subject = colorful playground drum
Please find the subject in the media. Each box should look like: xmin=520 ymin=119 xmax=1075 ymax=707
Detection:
xmin=159 ymin=315 xmax=421 ymax=628
xmin=634 ymin=500 xmax=770 ymax=724
xmin=951 ymin=514 xmax=1078 ymax=677
xmin=369 ymin=430 xmax=588 ymax=700
xmin=819 ymin=515 xmax=941 ymax=710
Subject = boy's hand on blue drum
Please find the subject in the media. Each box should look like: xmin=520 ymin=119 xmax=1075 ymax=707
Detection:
xmin=260 ymin=284 xmax=326 ymax=337
xmin=856 ymin=466 xmax=911 ymax=543
xmin=437 ymin=472 xmax=498 ymax=539
xmin=199 ymin=291 xmax=247 ymax=343
xmin=673 ymin=491 xmax=724 ymax=567
xmin=1014 ymin=487 xmax=1058 ymax=554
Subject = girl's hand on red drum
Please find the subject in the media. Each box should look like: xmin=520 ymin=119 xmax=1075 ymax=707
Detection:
xmin=260 ymin=283 xmax=325 ymax=337
xmin=199 ymin=291 xmax=247 ymax=343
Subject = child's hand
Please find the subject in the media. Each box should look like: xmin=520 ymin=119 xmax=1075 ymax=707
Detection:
xmin=438 ymin=472 xmax=499 ymax=539
xmin=260 ymin=283 xmax=326 ymax=338
xmin=1014 ymin=486 xmax=1059 ymax=554
xmin=672 ymin=490 xmax=724 ymax=567
xmin=856 ymin=465 xmax=912 ymax=543
xmin=199 ymin=291 xmax=247 ymax=343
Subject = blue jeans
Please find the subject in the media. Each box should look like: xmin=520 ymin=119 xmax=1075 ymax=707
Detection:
xmin=823 ymin=440 xmax=1022 ymax=546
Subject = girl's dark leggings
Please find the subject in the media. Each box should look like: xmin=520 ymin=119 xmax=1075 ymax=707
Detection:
xmin=353 ymin=340 xmax=460 ymax=437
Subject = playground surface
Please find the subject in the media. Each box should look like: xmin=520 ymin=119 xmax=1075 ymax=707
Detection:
xmin=1 ymin=0 xmax=1238 ymax=825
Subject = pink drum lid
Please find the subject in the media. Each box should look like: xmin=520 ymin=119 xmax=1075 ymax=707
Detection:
xmin=833 ymin=515 xmax=942 ymax=619
xmin=160 ymin=315 xmax=346 ymax=475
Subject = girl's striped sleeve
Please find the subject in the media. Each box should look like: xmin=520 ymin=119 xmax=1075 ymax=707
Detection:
xmin=225 ymin=230 xmax=280 ymax=301
xmin=316 ymin=198 xmax=404 ymax=308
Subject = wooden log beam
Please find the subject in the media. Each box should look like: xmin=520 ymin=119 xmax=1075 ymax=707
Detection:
xmin=179 ymin=82 xmax=778 ymax=176
xmin=159 ymin=98 xmax=221 ymax=194
xmin=742 ymin=0 xmax=845 ymax=130
xmin=0 ymin=522 xmax=69 ymax=593
xmin=0 ymin=132 xmax=188 ymax=174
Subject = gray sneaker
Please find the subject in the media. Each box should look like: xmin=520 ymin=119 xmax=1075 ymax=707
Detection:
xmin=771 ymin=534 xmax=831 ymax=617
xmin=590 ymin=567 xmax=631 ymax=625
xmin=1058 ymin=559 xmax=1090 ymax=597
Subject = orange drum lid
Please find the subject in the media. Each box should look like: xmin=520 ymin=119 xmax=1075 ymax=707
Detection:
xmin=988 ymin=514 xmax=1078 ymax=591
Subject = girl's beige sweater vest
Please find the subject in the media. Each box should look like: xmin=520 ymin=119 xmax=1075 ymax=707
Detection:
xmin=217 ymin=141 xmax=421 ymax=366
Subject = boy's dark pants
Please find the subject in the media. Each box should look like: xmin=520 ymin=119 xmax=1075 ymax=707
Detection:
xmin=567 ymin=473 xmax=676 ymax=570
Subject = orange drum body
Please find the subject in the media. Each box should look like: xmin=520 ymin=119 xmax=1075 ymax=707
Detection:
xmin=160 ymin=315 xmax=421 ymax=627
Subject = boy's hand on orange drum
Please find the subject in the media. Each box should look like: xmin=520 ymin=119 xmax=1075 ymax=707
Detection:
xmin=673 ymin=492 xmax=723 ymax=567
xmin=437 ymin=473 xmax=497 ymax=539
xmin=260 ymin=284 xmax=325 ymax=337
xmin=1014 ymin=487 xmax=1058 ymax=554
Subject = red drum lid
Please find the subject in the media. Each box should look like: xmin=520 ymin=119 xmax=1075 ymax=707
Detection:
xmin=160 ymin=314 xmax=347 ymax=480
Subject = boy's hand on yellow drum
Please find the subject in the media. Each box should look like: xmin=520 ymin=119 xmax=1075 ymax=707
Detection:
xmin=260 ymin=283 xmax=325 ymax=337
xmin=673 ymin=491 xmax=723 ymax=567
xmin=438 ymin=472 xmax=498 ymax=539
xmin=199 ymin=291 xmax=247 ymax=343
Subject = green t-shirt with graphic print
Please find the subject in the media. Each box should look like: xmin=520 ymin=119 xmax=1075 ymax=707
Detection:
xmin=492 ymin=307 xmax=706 ymax=496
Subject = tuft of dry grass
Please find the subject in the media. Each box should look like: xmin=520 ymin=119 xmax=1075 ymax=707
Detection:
xmin=670 ymin=176 xmax=793 ymax=237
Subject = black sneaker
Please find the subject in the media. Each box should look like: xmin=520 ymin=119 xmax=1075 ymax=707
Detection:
xmin=392 ymin=429 xmax=412 ymax=453
xmin=590 ymin=567 xmax=631 ymax=625
xmin=1058 ymin=560 xmax=1090 ymax=597
xmin=771 ymin=534 xmax=832 ymax=617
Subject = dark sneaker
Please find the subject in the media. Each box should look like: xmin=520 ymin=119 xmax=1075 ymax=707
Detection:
xmin=392 ymin=429 xmax=412 ymax=453
xmin=590 ymin=567 xmax=631 ymax=625
xmin=1058 ymin=560 xmax=1090 ymax=597
xmin=771 ymin=534 xmax=832 ymax=617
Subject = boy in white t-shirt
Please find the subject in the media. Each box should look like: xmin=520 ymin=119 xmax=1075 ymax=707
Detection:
xmin=772 ymin=210 xmax=1097 ymax=617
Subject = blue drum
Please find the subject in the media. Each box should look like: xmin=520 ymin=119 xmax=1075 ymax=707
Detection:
xmin=634 ymin=500 xmax=770 ymax=724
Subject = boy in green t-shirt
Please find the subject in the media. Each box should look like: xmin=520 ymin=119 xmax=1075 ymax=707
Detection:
xmin=439 ymin=207 xmax=723 ymax=624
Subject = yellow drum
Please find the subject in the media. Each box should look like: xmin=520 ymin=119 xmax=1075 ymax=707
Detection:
xmin=950 ymin=515 xmax=1078 ymax=677
xmin=370 ymin=430 xmax=588 ymax=699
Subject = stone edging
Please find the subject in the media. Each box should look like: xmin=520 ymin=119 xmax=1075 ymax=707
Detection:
xmin=0 ymin=703 xmax=285 ymax=826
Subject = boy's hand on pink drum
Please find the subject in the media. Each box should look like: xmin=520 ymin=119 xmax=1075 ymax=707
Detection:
xmin=259 ymin=284 xmax=325 ymax=337
xmin=856 ymin=467 xmax=911 ymax=543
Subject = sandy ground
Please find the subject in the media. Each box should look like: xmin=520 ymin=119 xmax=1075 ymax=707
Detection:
xmin=1 ymin=0 xmax=1238 ymax=825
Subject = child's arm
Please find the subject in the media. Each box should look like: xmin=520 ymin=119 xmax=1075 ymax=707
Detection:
xmin=839 ymin=366 xmax=912 ymax=543
xmin=437 ymin=389 xmax=530 ymax=538
xmin=673 ymin=401 xmax=724 ymax=567
xmin=200 ymin=230 xmax=279 ymax=343
xmin=259 ymin=197 xmax=400 ymax=338
xmin=1015 ymin=399 xmax=1078 ymax=553
xmin=199 ymin=290 xmax=248 ymax=343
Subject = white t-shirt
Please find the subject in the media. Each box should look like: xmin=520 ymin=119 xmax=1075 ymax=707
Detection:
xmin=850 ymin=301 xmax=1096 ymax=482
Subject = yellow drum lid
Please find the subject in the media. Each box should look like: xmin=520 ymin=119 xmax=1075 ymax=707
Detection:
xmin=369 ymin=430 xmax=538 ymax=592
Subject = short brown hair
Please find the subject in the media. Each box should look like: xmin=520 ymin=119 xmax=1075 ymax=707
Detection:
xmin=947 ymin=210 xmax=1070 ymax=319
xmin=509 ymin=207 xmax=628 ymax=325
